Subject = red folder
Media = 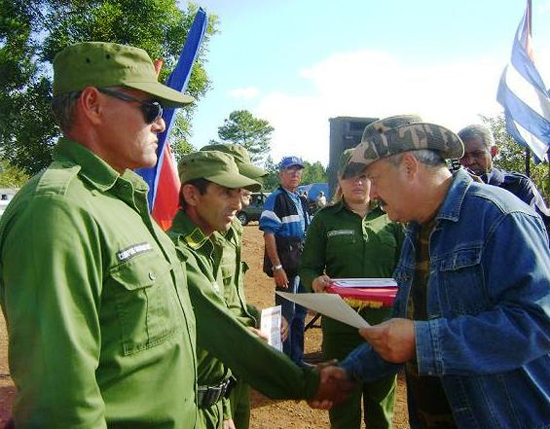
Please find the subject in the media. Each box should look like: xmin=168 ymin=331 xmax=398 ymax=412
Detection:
xmin=326 ymin=279 xmax=398 ymax=308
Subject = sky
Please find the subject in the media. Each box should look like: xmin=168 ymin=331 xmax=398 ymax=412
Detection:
xmin=181 ymin=0 xmax=550 ymax=166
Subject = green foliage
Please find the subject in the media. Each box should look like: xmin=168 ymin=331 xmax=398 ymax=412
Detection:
xmin=215 ymin=110 xmax=274 ymax=164
xmin=481 ymin=114 xmax=550 ymax=203
xmin=262 ymin=155 xmax=279 ymax=191
xmin=0 ymin=0 xmax=218 ymax=175
xmin=0 ymin=160 xmax=30 ymax=187
xmin=301 ymin=161 xmax=327 ymax=184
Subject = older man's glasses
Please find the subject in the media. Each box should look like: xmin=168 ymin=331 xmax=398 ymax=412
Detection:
xmin=98 ymin=88 xmax=163 ymax=124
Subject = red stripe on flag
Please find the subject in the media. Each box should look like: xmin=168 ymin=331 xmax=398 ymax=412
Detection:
xmin=152 ymin=144 xmax=180 ymax=230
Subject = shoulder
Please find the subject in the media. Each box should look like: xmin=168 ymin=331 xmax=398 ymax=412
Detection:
xmin=314 ymin=203 xmax=340 ymax=218
xmin=465 ymin=180 xmax=538 ymax=220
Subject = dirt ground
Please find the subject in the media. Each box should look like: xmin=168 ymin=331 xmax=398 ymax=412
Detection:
xmin=0 ymin=224 xmax=409 ymax=428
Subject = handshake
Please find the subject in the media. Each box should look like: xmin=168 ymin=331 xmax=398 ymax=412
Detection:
xmin=306 ymin=361 xmax=355 ymax=409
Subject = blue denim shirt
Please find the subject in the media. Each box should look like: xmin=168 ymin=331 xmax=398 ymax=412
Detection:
xmin=341 ymin=169 xmax=550 ymax=429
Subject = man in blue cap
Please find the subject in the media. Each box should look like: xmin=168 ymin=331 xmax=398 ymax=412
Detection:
xmin=260 ymin=156 xmax=311 ymax=366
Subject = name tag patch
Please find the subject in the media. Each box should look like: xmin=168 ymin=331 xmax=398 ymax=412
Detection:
xmin=117 ymin=242 xmax=153 ymax=262
xmin=327 ymin=229 xmax=355 ymax=238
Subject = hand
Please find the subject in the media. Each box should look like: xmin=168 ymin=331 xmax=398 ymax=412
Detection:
xmin=307 ymin=366 xmax=355 ymax=409
xmin=280 ymin=316 xmax=289 ymax=342
xmin=223 ymin=419 xmax=236 ymax=429
xmin=359 ymin=318 xmax=415 ymax=363
xmin=312 ymin=275 xmax=331 ymax=293
xmin=249 ymin=327 xmax=269 ymax=342
xmin=274 ymin=267 xmax=289 ymax=288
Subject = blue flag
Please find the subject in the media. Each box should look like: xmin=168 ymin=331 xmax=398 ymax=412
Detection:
xmin=497 ymin=0 xmax=550 ymax=162
xmin=136 ymin=7 xmax=208 ymax=212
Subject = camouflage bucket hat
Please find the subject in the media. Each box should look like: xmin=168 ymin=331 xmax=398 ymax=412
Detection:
xmin=53 ymin=42 xmax=194 ymax=108
xmin=201 ymin=144 xmax=267 ymax=179
xmin=347 ymin=114 xmax=464 ymax=171
xmin=179 ymin=151 xmax=261 ymax=192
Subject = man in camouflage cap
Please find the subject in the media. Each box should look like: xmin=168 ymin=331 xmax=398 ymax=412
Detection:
xmin=169 ymin=150 xmax=351 ymax=429
xmin=0 ymin=42 xmax=197 ymax=427
xmin=326 ymin=114 xmax=550 ymax=428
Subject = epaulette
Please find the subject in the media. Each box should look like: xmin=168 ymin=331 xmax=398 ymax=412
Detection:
xmin=35 ymin=161 xmax=81 ymax=197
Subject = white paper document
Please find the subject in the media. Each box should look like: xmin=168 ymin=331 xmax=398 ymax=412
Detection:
xmin=275 ymin=292 xmax=370 ymax=329
xmin=331 ymin=278 xmax=397 ymax=288
xmin=260 ymin=305 xmax=283 ymax=351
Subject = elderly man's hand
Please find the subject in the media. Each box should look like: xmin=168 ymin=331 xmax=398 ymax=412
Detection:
xmin=359 ymin=318 xmax=415 ymax=363
xmin=306 ymin=365 xmax=355 ymax=409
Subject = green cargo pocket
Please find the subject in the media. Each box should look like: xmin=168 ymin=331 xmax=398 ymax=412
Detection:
xmin=109 ymin=253 xmax=179 ymax=355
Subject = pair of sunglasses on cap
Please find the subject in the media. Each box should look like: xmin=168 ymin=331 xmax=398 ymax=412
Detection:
xmin=98 ymin=87 xmax=163 ymax=124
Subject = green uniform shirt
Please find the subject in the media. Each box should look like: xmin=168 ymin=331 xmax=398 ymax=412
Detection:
xmin=0 ymin=138 xmax=198 ymax=429
xmin=169 ymin=211 xmax=320 ymax=408
xmin=220 ymin=219 xmax=259 ymax=328
xmin=170 ymin=211 xmax=233 ymax=428
xmin=300 ymin=201 xmax=405 ymax=331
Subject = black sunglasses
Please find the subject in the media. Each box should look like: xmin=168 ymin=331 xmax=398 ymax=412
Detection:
xmin=98 ymin=88 xmax=163 ymax=124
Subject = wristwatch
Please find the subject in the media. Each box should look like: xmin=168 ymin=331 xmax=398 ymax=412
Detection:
xmin=272 ymin=264 xmax=283 ymax=271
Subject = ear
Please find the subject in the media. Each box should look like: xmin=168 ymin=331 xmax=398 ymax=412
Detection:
xmin=401 ymin=152 xmax=419 ymax=180
xmin=181 ymin=184 xmax=199 ymax=207
xmin=490 ymin=145 xmax=499 ymax=158
xmin=77 ymin=87 xmax=103 ymax=125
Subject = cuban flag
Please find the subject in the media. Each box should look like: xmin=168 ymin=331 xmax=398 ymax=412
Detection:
xmin=497 ymin=0 xmax=550 ymax=162
xmin=136 ymin=7 xmax=208 ymax=230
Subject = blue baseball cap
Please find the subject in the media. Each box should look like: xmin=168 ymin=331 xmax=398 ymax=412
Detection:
xmin=279 ymin=156 xmax=304 ymax=170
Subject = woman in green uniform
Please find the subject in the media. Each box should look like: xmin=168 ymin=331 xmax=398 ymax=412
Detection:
xmin=300 ymin=149 xmax=404 ymax=429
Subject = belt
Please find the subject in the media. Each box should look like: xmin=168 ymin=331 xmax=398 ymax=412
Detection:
xmin=197 ymin=376 xmax=236 ymax=408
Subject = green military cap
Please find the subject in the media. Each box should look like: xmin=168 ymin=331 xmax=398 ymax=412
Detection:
xmin=179 ymin=151 xmax=261 ymax=191
xmin=337 ymin=149 xmax=358 ymax=179
xmin=200 ymin=144 xmax=267 ymax=179
xmin=53 ymin=42 xmax=194 ymax=108
xmin=347 ymin=114 xmax=464 ymax=171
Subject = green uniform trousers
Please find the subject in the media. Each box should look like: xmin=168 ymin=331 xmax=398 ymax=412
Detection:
xmin=229 ymin=379 xmax=251 ymax=429
xmin=322 ymin=308 xmax=396 ymax=429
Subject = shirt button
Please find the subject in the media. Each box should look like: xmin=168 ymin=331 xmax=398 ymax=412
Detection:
xmin=149 ymin=272 xmax=156 ymax=281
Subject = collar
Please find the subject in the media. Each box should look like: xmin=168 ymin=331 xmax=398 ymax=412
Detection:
xmin=433 ymin=169 xmax=473 ymax=223
xmin=53 ymin=138 xmax=149 ymax=194
xmin=483 ymin=168 xmax=505 ymax=187
xmin=171 ymin=210 xmax=212 ymax=251
xmin=280 ymin=185 xmax=300 ymax=198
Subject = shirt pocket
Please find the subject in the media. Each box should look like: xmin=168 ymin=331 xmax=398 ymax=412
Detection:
xmin=437 ymin=247 xmax=489 ymax=315
xmin=109 ymin=252 xmax=180 ymax=355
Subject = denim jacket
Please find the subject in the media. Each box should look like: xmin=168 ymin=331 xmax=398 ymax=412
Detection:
xmin=341 ymin=169 xmax=550 ymax=429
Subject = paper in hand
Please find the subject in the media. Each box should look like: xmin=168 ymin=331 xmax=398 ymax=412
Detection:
xmin=275 ymin=291 xmax=370 ymax=329
xmin=260 ymin=305 xmax=283 ymax=351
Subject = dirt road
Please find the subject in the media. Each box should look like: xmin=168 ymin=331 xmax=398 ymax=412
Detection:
xmin=0 ymin=225 xmax=409 ymax=428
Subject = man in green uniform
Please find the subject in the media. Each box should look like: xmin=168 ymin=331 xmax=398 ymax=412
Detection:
xmin=170 ymin=150 xmax=351 ymax=429
xmin=201 ymin=143 xmax=269 ymax=429
xmin=0 ymin=42 xmax=198 ymax=428
xmin=300 ymin=149 xmax=405 ymax=429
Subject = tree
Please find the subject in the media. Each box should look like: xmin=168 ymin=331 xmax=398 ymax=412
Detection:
xmin=0 ymin=160 xmax=30 ymax=188
xmin=262 ymin=155 xmax=280 ymax=191
xmin=170 ymin=114 xmax=196 ymax=161
xmin=215 ymin=110 xmax=274 ymax=164
xmin=301 ymin=161 xmax=327 ymax=184
xmin=0 ymin=0 xmax=218 ymax=175
xmin=481 ymin=114 xmax=550 ymax=203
